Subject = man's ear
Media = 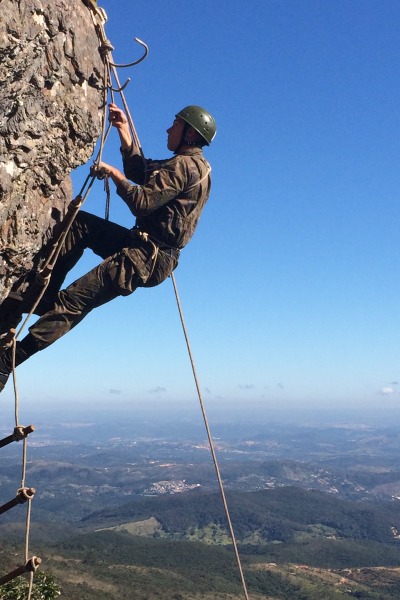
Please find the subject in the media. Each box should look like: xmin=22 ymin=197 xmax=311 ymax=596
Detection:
xmin=184 ymin=126 xmax=200 ymax=144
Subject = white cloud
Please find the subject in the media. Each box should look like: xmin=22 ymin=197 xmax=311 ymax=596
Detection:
xmin=381 ymin=387 xmax=394 ymax=395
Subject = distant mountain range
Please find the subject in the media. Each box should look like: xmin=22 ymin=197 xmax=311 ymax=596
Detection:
xmin=3 ymin=420 xmax=400 ymax=598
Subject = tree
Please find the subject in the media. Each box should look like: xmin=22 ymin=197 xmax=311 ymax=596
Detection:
xmin=0 ymin=572 xmax=61 ymax=600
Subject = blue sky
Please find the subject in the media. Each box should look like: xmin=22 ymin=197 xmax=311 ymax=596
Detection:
xmin=5 ymin=0 xmax=400 ymax=424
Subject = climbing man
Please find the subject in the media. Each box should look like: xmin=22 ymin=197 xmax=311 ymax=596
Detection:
xmin=0 ymin=102 xmax=216 ymax=392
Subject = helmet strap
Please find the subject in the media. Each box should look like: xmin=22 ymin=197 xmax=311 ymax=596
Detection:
xmin=175 ymin=123 xmax=200 ymax=153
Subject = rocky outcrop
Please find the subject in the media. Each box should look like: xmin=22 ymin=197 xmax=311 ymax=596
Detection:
xmin=0 ymin=0 xmax=104 ymax=301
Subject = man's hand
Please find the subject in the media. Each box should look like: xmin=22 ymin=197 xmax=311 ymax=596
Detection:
xmin=108 ymin=103 xmax=128 ymax=129
xmin=108 ymin=103 xmax=133 ymax=151
xmin=91 ymin=161 xmax=112 ymax=180
xmin=91 ymin=161 xmax=126 ymax=186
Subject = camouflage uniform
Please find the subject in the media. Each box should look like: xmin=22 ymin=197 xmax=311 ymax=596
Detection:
xmin=8 ymin=146 xmax=211 ymax=356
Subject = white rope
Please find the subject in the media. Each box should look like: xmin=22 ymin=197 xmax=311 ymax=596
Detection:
xmin=171 ymin=273 xmax=251 ymax=600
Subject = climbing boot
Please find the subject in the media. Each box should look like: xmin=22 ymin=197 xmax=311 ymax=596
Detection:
xmin=0 ymin=352 xmax=12 ymax=394
xmin=0 ymin=292 xmax=25 ymax=341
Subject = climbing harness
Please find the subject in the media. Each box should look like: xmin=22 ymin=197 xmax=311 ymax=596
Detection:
xmin=1 ymin=3 xmax=250 ymax=598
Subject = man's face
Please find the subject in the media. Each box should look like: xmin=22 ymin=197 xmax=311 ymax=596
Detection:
xmin=167 ymin=117 xmax=185 ymax=152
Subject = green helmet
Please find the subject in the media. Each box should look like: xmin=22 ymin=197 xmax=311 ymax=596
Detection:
xmin=176 ymin=105 xmax=217 ymax=145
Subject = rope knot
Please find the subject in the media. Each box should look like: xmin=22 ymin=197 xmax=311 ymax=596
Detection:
xmin=17 ymin=487 xmax=36 ymax=504
xmin=138 ymin=231 xmax=149 ymax=243
xmin=99 ymin=39 xmax=114 ymax=57
xmin=137 ymin=230 xmax=158 ymax=262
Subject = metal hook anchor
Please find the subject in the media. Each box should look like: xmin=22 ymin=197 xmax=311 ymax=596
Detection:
xmin=108 ymin=37 xmax=149 ymax=68
xmin=99 ymin=73 xmax=131 ymax=93
xmin=109 ymin=78 xmax=131 ymax=93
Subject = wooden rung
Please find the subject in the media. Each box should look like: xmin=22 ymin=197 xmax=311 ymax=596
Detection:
xmin=0 ymin=488 xmax=36 ymax=517
xmin=0 ymin=425 xmax=35 ymax=449
xmin=0 ymin=556 xmax=41 ymax=585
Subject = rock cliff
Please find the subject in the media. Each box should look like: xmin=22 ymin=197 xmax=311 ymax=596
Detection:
xmin=0 ymin=0 xmax=104 ymax=301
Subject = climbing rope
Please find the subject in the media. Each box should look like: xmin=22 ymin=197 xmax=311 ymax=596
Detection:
xmin=0 ymin=334 xmax=39 ymax=596
xmin=171 ymin=273 xmax=250 ymax=600
xmin=88 ymin=4 xmax=146 ymax=158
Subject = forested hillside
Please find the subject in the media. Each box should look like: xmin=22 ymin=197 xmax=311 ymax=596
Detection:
xmin=82 ymin=486 xmax=400 ymax=547
xmin=2 ymin=486 xmax=400 ymax=599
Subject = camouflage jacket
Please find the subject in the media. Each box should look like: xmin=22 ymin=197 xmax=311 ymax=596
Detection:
xmin=116 ymin=146 xmax=211 ymax=250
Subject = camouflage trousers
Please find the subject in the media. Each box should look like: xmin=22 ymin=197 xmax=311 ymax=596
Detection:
xmin=24 ymin=211 xmax=178 ymax=352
